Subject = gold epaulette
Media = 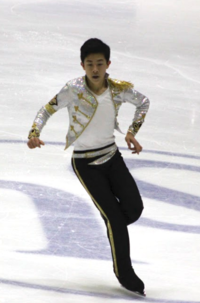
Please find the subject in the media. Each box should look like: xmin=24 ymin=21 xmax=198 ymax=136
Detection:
xmin=108 ymin=78 xmax=134 ymax=92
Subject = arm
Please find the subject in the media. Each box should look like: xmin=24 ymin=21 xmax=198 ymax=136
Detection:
xmin=123 ymin=89 xmax=150 ymax=154
xmin=27 ymin=106 xmax=51 ymax=149
xmin=27 ymin=83 xmax=71 ymax=149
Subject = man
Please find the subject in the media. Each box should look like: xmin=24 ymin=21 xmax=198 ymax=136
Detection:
xmin=27 ymin=38 xmax=150 ymax=296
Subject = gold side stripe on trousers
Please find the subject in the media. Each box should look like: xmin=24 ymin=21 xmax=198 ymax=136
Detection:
xmin=72 ymin=158 xmax=119 ymax=277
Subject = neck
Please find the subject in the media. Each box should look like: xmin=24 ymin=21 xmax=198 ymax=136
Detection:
xmin=86 ymin=77 xmax=107 ymax=94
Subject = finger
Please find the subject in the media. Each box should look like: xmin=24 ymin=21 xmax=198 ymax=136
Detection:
xmin=28 ymin=142 xmax=36 ymax=149
xmin=132 ymin=151 xmax=139 ymax=155
xmin=131 ymin=145 xmax=142 ymax=154
xmin=27 ymin=141 xmax=33 ymax=149
xmin=27 ymin=138 xmax=41 ymax=149
xmin=132 ymin=147 xmax=142 ymax=154
xmin=28 ymin=139 xmax=36 ymax=148
xmin=36 ymin=138 xmax=44 ymax=148
xmin=39 ymin=140 xmax=45 ymax=146
xmin=32 ymin=138 xmax=40 ymax=148
xmin=135 ymin=143 xmax=142 ymax=151
xmin=28 ymin=141 xmax=36 ymax=149
xmin=132 ymin=149 xmax=139 ymax=154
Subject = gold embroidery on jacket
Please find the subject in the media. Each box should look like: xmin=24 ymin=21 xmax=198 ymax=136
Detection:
xmin=70 ymin=125 xmax=78 ymax=136
xmin=73 ymin=115 xmax=84 ymax=128
xmin=64 ymin=137 xmax=69 ymax=150
xmin=74 ymin=106 xmax=90 ymax=119
xmin=78 ymin=93 xmax=96 ymax=108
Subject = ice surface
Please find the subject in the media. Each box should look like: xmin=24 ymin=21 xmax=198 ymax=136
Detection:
xmin=0 ymin=0 xmax=200 ymax=302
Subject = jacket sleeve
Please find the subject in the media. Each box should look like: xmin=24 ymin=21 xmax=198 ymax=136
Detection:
xmin=123 ymin=88 xmax=150 ymax=136
xmin=28 ymin=83 xmax=72 ymax=139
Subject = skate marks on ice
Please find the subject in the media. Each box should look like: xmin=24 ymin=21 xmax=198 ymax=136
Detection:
xmin=122 ymin=148 xmax=200 ymax=234
xmin=0 ymin=179 xmax=117 ymax=260
xmin=0 ymin=277 xmax=199 ymax=303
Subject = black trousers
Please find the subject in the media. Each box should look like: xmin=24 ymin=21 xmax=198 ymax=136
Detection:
xmin=71 ymin=146 xmax=144 ymax=278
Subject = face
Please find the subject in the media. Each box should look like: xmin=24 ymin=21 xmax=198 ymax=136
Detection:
xmin=81 ymin=53 xmax=111 ymax=86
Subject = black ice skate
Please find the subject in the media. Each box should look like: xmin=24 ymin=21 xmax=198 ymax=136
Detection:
xmin=117 ymin=269 xmax=146 ymax=297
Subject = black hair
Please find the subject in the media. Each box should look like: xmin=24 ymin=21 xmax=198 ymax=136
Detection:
xmin=80 ymin=38 xmax=110 ymax=63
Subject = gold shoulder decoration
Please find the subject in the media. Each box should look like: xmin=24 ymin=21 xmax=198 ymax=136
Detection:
xmin=108 ymin=78 xmax=134 ymax=92
xmin=49 ymin=95 xmax=58 ymax=106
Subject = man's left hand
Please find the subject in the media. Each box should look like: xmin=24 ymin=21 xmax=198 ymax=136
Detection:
xmin=125 ymin=132 xmax=142 ymax=155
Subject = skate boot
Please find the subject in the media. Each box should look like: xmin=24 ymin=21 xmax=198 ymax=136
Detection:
xmin=117 ymin=268 xmax=146 ymax=296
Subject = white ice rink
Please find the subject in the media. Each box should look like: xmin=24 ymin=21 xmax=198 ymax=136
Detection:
xmin=0 ymin=0 xmax=200 ymax=302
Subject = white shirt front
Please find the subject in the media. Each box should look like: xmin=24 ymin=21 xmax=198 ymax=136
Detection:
xmin=74 ymin=88 xmax=115 ymax=151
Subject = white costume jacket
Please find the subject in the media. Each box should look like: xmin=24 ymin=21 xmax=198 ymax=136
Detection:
xmin=28 ymin=75 xmax=150 ymax=149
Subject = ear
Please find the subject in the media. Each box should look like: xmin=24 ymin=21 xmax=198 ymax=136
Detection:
xmin=107 ymin=60 xmax=111 ymax=69
xmin=81 ymin=62 xmax=85 ymax=70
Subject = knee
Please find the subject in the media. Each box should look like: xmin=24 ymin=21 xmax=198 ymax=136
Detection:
xmin=127 ymin=205 xmax=144 ymax=225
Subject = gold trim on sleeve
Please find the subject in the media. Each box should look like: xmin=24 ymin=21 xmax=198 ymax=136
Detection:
xmin=49 ymin=95 xmax=58 ymax=106
xmin=45 ymin=104 xmax=56 ymax=115
xmin=128 ymin=114 xmax=146 ymax=135
xmin=28 ymin=127 xmax=40 ymax=139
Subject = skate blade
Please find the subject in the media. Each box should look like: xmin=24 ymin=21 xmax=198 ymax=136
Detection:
xmin=132 ymin=290 xmax=146 ymax=297
xmin=121 ymin=285 xmax=146 ymax=297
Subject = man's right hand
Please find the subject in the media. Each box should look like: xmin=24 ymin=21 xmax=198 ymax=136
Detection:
xmin=27 ymin=137 xmax=45 ymax=149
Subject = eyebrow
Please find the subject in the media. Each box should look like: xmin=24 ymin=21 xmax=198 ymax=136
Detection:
xmin=85 ymin=59 xmax=104 ymax=62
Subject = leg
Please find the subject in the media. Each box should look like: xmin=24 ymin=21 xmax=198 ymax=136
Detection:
xmin=72 ymin=156 xmax=131 ymax=277
xmin=108 ymin=150 xmax=144 ymax=225
xmin=71 ymin=155 xmax=145 ymax=294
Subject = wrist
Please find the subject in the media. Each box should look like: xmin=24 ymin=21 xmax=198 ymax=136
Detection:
xmin=127 ymin=129 xmax=136 ymax=137
xmin=128 ymin=121 xmax=143 ymax=137
xmin=28 ymin=128 xmax=40 ymax=139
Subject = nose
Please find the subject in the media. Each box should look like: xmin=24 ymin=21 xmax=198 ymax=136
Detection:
xmin=93 ymin=65 xmax=98 ymax=73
